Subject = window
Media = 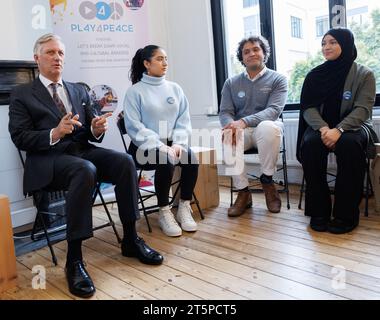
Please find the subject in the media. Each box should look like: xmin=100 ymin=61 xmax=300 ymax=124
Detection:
xmin=222 ymin=0 xmax=261 ymax=77
xmin=346 ymin=0 xmax=380 ymax=94
xmin=291 ymin=16 xmax=302 ymax=38
xmin=243 ymin=0 xmax=259 ymax=9
xmin=244 ymin=15 xmax=260 ymax=38
xmin=316 ymin=16 xmax=329 ymax=37
xmin=273 ymin=1 xmax=329 ymax=103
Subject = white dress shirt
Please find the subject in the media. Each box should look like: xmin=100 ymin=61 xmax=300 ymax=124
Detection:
xmin=244 ymin=66 xmax=267 ymax=82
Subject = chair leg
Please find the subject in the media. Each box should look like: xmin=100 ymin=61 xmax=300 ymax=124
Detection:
xmin=136 ymin=171 xmax=153 ymax=233
xmin=365 ymin=158 xmax=370 ymax=217
xmin=230 ymin=177 xmax=233 ymax=207
xmin=98 ymin=187 xmax=122 ymax=243
xmin=192 ymin=192 xmax=204 ymax=219
xmin=138 ymin=192 xmax=152 ymax=233
xmin=298 ymin=175 xmax=305 ymax=210
xmin=38 ymin=212 xmax=58 ymax=266
xmin=31 ymin=214 xmax=39 ymax=241
xmin=282 ymin=149 xmax=290 ymax=210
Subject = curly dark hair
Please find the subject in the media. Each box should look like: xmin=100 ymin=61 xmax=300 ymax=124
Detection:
xmin=236 ymin=35 xmax=271 ymax=66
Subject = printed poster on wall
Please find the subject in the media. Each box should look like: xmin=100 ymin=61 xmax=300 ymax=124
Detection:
xmin=50 ymin=0 xmax=149 ymax=152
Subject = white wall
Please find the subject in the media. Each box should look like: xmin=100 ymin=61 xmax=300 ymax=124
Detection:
xmin=0 ymin=0 xmax=53 ymax=61
xmin=148 ymin=0 xmax=218 ymax=118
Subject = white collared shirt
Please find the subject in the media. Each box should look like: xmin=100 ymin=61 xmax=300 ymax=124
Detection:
xmin=244 ymin=66 xmax=267 ymax=82
xmin=39 ymin=74 xmax=72 ymax=114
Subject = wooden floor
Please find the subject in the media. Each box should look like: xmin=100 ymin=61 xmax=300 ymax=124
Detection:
xmin=2 ymin=185 xmax=380 ymax=300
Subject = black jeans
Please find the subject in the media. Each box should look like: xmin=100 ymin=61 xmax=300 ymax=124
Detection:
xmin=300 ymin=127 xmax=367 ymax=225
xmin=48 ymin=144 xmax=139 ymax=242
xmin=128 ymin=142 xmax=199 ymax=207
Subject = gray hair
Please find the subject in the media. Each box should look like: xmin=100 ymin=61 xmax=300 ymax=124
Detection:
xmin=33 ymin=33 xmax=64 ymax=55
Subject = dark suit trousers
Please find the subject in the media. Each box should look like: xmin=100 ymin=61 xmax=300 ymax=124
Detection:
xmin=48 ymin=145 xmax=139 ymax=242
xmin=300 ymin=127 xmax=367 ymax=225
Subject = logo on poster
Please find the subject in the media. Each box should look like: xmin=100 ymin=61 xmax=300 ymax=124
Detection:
xmin=50 ymin=0 xmax=68 ymax=14
xmin=123 ymin=0 xmax=144 ymax=10
xmin=69 ymin=1 xmax=135 ymax=33
xmin=79 ymin=1 xmax=124 ymax=20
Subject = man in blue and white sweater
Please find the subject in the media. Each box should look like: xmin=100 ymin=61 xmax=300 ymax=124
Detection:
xmin=219 ymin=35 xmax=288 ymax=217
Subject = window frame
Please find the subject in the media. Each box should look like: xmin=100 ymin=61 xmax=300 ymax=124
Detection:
xmin=290 ymin=16 xmax=303 ymax=39
xmin=211 ymin=0 xmax=380 ymax=111
xmin=316 ymin=16 xmax=329 ymax=37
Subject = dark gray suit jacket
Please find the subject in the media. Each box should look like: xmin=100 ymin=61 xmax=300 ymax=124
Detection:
xmin=8 ymin=78 xmax=102 ymax=194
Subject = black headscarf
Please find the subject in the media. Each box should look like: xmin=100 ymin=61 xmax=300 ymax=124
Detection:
xmin=296 ymin=28 xmax=357 ymax=162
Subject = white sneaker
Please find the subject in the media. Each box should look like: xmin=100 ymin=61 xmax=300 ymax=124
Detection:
xmin=158 ymin=206 xmax=182 ymax=237
xmin=176 ymin=200 xmax=197 ymax=232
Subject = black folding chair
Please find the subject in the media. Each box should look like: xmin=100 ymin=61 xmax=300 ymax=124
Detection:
xmin=116 ymin=111 xmax=204 ymax=232
xmin=18 ymin=150 xmax=122 ymax=265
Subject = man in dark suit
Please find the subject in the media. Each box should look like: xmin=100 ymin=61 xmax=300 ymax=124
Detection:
xmin=8 ymin=33 xmax=163 ymax=298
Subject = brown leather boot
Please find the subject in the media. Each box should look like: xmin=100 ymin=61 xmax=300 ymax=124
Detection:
xmin=228 ymin=190 xmax=252 ymax=217
xmin=261 ymin=182 xmax=281 ymax=213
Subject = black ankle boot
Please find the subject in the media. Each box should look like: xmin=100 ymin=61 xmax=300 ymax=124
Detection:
xmin=310 ymin=217 xmax=329 ymax=232
xmin=328 ymin=218 xmax=358 ymax=234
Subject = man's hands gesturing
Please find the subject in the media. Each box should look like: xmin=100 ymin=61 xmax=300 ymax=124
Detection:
xmin=52 ymin=112 xmax=82 ymax=143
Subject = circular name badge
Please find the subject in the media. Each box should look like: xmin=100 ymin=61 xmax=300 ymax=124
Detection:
xmin=167 ymin=97 xmax=175 ymax=104
xmin=343 ymin=91 xmax=352 ymax=100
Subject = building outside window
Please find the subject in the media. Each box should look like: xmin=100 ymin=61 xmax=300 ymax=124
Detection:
xmin=346 ymin=0 xmax=380 ymax=94
xmin=221 ymin=0 xmax=380 ymax=103
xmin=243 ymin=0 xmax=259 ymax=9
xmin=291 ymin=16 xmax=302 ymax=38
xmin=244 ymin=15 xmax=260 ymax=38
xmin=223 ymin=0 xmax=260 ymax=76
xmin=316 ymin=16 xmax=329 ymax=37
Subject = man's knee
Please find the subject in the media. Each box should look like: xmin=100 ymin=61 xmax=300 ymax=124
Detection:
xmin=256 ymin=121 xmax=282 ymax=143
xmin=115 ymin=152 xmax=137 ymax=175
xmin=75 ymin=161 xmax=97 ymax=187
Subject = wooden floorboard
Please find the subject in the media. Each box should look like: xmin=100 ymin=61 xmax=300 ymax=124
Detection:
xmin=2 ymin=185 xmax=380 ymax=300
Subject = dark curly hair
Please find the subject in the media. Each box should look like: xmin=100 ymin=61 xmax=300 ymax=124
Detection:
xmin=236 ymin=35 xmax=271 ymax=66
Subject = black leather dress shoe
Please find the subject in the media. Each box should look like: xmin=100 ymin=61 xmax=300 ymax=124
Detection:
xmin=310 ymin=217 xmax=329 ymax=232
xmin=65 ymin=260 xmax=96 ymax=298
xmin=121 ymin=237 xmax=163 ymax=265
xmin=328 ymin=218 xmax=358 ymax=234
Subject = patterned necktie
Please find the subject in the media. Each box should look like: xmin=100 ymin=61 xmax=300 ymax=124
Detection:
xmin=50 ymin=83 xmax=67 ymax=116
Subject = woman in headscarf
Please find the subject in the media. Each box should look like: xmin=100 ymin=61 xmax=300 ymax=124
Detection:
xmin=296 ymin=28 xmax=377 ymax=234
